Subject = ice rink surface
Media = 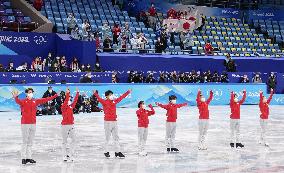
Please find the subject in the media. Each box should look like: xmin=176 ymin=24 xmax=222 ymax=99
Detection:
xmin=0 ymin=105 xmax=284 ymax=173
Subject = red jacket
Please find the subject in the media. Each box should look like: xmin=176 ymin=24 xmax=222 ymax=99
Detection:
xmin=94 ymin=90 xmax=130 ymax=121
xmin=157 ymin=102 xmax=187 ymax=122
xmin=136 ymin=105 xmax=155 ymax=128
xmin=148 ymin=7 xmax=157 ymax=16
xmin=33 ymin=0 xmax=43 ymax=11
xmin=259 ymin=91 xmax=273 ymax=119
xmin=196 ymin=91 xmax=213 ymax=119
xmin=230 ymin=91 xmax=246 ymax=119
xmin=61 ymin=92 xmax=79 ymax=125
xmin=15 ymin=94 xmax=58 ymax=124
xmin=204 ymin=43 xmax=213 ymax=54
xmin=112 ymin=27 xmax=121 ymax=36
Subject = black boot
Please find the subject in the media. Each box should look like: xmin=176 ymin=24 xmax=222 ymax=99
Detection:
xmin=171 ymin=148 xmax=179 ymax=152
xmin=230 ymin=143 xmax=235 ymax=148
xmin=104 ymin=152 xmax=110 ymax=158
xmin=22 ymin=159 xmax=27 ymax=165
xmin=26 ymin=159 xmax=36 ymax=164
xmin=167 ymin=148 xmax=171 ymax=152
xmin=236 ymin=143 xmax=244 ymax=148
xmin=115 ymin=152 xmax=125 ymax=158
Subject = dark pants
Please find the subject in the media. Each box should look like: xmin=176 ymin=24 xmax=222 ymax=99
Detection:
xmin=67 ymin=27 xmax=72 ymax=34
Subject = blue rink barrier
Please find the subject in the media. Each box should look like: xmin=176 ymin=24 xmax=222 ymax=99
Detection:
xmin=1 ymin=83 xmax=284 ymax=112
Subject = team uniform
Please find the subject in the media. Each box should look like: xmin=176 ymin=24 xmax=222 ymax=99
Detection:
xmin=229 ymin=91 xmax=246 ymax=148
xmin=94 ymin=90 xmax=130 ymax=158
xmin=259 ymin=91 xmax=274 ymax=146
xmin=196 ymin=91 xmax=213 ymax=150
xmin=156 ymin=102 xmax=188 ymax=152
xmin=60 ymin=91 xmax=79 ymax=161
xmin=15 ymin=94 xmax=58 ymax=164
xmin=136 ymin=105 xmax=155 ymax=155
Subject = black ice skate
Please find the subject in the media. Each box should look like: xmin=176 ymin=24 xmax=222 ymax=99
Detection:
xmin=230 ymin=143 xmax=235 ymax=148
xmin=104 ymin=152 xmax=110 ymax=158
xmin=171 ymin=148 xmax=179 ymax=152
xmin=115 ymin=152 xmax=125 ymax=159
xmin=236 ymin=143 xmax=244 ymax=148
xmin=22 ymin=159 xmax=27 ymax=165
xmin=26 ymin=159 xmax=36 ymax=164
xmin=167 ymin=148 xmax=171 ymax=152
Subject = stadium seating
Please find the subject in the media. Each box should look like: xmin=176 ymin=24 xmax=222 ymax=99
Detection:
xmin=0 ymin=0 xmax=36 ymax=32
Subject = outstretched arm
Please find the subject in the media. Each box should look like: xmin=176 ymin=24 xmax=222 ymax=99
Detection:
xmin=36 ymin=94 xmax=58 ymax=105
xmin=115 ymin=89 xmax=131 ymax=104
xmin=147 ymin=104 xmax=155 ymax=116
xmin=93 ymin=90 xmax=104 ymax=104
xmin=155 ymin=102 xmax=168 ymax=110
xmin=267 ymin=89 xmax=274 ymax=104
xmin=12 ymin=90 xmax=23 ymax=106
xmin=206 ymin=90 xmax=213 ymax=104
xmin=71 ymin=89 xmax=79 ymax=108
xmin=239 ymin=90 xmax=246 ymax=105
xmin=176 ymin=103 xmax=188 ymax=108
xmin=62 ymin=90 xmax=70 ymax=107
xmin=196 ymin=90 xmax=201 ymax=105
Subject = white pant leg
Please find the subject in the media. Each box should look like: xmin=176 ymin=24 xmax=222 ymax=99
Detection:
xmin=23 ymin=124 xmax=36 ymax=159
xmin=62 ymin=125 xmax=76 ymax=157
xmin=104 ymin=121 xmax=112 ymax=152
xmin=260 ymin=119 xmax=268 ymax=143
xmin=235 ymin=120 xmax=240 ymax=143
xmin=202 ymin=120 xmax=209 ymax=145
xmin=230 ymin=119 xmax=236 ymax=143
xmin=165 ymin=122 xmax=171 ymax=148
xmin=170 ymin=123 xmax=177 ymax=148
xmin=138 ymin=127 xmax=145 ymax=152
xmin=143 ymin=128 xmax=148 ymax=150
xmin=21 ymin=124 xmax=30 ymax=159
xmin=111 ymin=122 xmax=120 ymax=152
xmin=69 ymin=126 xmax=76 ymax=157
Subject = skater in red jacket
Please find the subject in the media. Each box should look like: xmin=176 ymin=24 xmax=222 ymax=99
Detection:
xmin=259 ymin=89 xmax=274 ymax=146
xmin=229 ymin=90 xmax=246 ymax=148
xmin=196 ymin=89 xmax=213 ymax=150
xmin=156 ymin=95 xmax=188 ymax=153
xmin=12 ymin=88 xmax=58 ymax=165
xmin=60 ymin=88 xmax=79 ymax=162
xmin=136 ymin=101 xmax=155 ymax=156
xmin=93 ymin=89 xmax=131 ymax=158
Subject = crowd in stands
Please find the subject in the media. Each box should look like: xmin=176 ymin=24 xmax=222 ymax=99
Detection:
xmin=0 ymin=53 xmax=103 ymax=73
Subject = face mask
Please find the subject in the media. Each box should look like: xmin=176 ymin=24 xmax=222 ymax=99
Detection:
xmin=68 ymin=101 xmax=72 ymax=105
xmin=201 ymin=98 xmax=206 ymax=102
xmin=171 ymin=100 xmax=176 ymax=104
xmin=96 ymin=63 xmax=99 ymax=67
xmin=109 ymin=95 xmax=115 ymax=100
xmin=142 ymin=105 xmax=146 ymax=109
xmin=234 ymin=98 xmax=238 ymax=102
xmin=27 ymin=93 xmax=33 ymax=99
xmin=49 ymin=90 xmax=52 ymax=93
xmin=263 ymin=98 xmax=267 ymax=103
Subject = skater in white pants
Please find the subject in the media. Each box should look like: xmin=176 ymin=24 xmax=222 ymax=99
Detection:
xmin=13 ymin=88 xmax=58 ymax=164
xmin=229 ymin=90 xmax=246 ymax=148
xmin=156 ymin=95 xmax=187 ymax=153
xmin=136 ymin=101 xmax=155 ymax=156
xmin=196 ymin=89 xmax=213 ymax=150
xmin=60 ymin=88 xmax=79 ymax=161
xmin=94 ymin=89 xmax=132 ymax=158
xmin=259 ymin=89 xmax=274 ymax=146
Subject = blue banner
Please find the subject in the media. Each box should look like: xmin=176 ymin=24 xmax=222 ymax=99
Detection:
xmin=1 ymin=83 xmax=283 ymax=112
xmin=247 ymin=9 xmax=284 ymax=20
xmin=0 ymin=72 xmax=112 ymax=84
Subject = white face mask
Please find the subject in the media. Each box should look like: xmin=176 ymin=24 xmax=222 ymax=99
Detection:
xmin=201 ymin=98 xmax=206 ymax=102
xmin=27 ymin=93 xmax=33 ymax=99
xmin=109 ymin=95 xmax=115 ymax=100
xmin=68 ymin=101 xmax=72 ymax=105
xmin=142 ymin=105 xmax=146 ymax=109
xmin=234 ymin=98 xmax=238 ymax=102
xmin=170 ymin=100 xmax=176 ymax=104
xmin=263 ymin=98 xmax=267 ymax=103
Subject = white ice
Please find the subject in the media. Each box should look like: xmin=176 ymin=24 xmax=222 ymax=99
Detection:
xmin=0 ymin=105 xmax=284 ymax=173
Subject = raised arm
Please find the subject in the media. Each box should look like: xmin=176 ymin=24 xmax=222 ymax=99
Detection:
xmin=147 ymin=104 xmax=155 ymax=116
xmin=114 ymin=89 xmax=131 ymax=104
xmin=71 ymin=91 xmax=79 ymax=108
xmin=62 ymin=91 xmax=70 ymax=107
xmin=239 ymin=90 xmax=246 ymax=105
xmin=206 ymin=90 xmax=213 ymax=104
xmin=267 ymin=89 xmax=274 ymax=104
xmin=36 ymin=94 xmax=58 ymax=105
xmin=176 ymin=103 xmax=188 ymax=108
xmin=155 ymin=102 xmax=168 ymax=110
xmin=230 ymin=91 xmax=234 ymax=104
xmin=196 ymin=90 xmax=201 ymax=105
xmin=93 ymin=90 xmax=104 ymax=104
xmin=12 ymin=90 xmax=23 ymax=106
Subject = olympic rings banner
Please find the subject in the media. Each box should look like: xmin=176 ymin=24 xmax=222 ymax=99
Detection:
xmin=1 ymin=83 xmax=284 ymax=112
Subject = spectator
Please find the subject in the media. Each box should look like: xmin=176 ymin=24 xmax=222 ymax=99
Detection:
xmin=71 ymin=57 xmax=80 ymax=72
xmin=80 ymin=72 xmax=93 ymax=83
xmin=94 ymin=62 xmax=102 ymax=72
xmin=159 ymin=73 xmax=167 ymax=83
xmin=240 ymin=74 xmax=250 ymax=83
xmin=60 ymin=57 xmax=68 ymax=72
xmin=167 ymin=8 xmax=177 ymax=19
xmin=112 ymin=71 xmax=119 ymax=83
xmin=181 ymin=31 xmax=193 ymax=53
xmin=204 ymin=40 xmax=214 ymax=55
xmin=120 ymin=34 xmax=127 ymax=52
xmin=112 ymin=23 xmax=121 ymax=45
xmin=212 ymin=71 xmax=220 ymax=83
xmin=67 ymin=13 xmax=77 ymax=34
xmin=50 ymin=62 xmax=60 ymax=72
xmin=224 ymin=54 xmax=237 ymax=72
xmin=103 ymin=36 xmax=113 ymax=52
xmin=82 ymin=20 xmax=91 ymax=40
xmin=16 ymin=62 xmax=29 ymax=72
xmin=155 ymin=37 xmax=164 ymax=53
xmin=80 ymin=64 xmax=86 ymax=72
xmin=31 ymin=57 xmax=45 ymax=72
xmin=130 ymin=33 xmax=139 ymax=52
xmin=85 ymin=64 xmax=92 ymax=72
xmin=6 ymin=62 xmax=15 ymax=72
xmin=33 ymin=0 xmax=43 ymax=11
xmin=138 ymin=11 xmax=149 ymax=28
xmin=42 ymin=86 xmax=57 ymax=115
xmin=160 ymin=29 xmax=168 ymax=51
xmin=220 ymin=72 xmax=229 ymax=83
xmin=148 ymin=3 xmax=157 ymax=28
xmin=71 ymin=25 xmax=80 ymax=40
xmin=0 ymin=64 xmax=5 ymax=72
xmin=252 ymin=73 xmax=262 ymax=83
xmin=137 ymin=33 xmax=148 ymax=53
xmin=122 ymin=22 xmax=131 ymax=42
xmin=46 ymin=52 xmax=53 ymax=72
xmin=95 ymin=34 xmax=101 ymax=52
xmin=102 ymin=22 xmax=111 ymax=40
xmin=267 ymin=72 xmax=277 ymax=91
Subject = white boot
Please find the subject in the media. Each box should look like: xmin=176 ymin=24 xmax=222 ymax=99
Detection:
xmin=139 ymin=150 xmax=147 ymax=156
